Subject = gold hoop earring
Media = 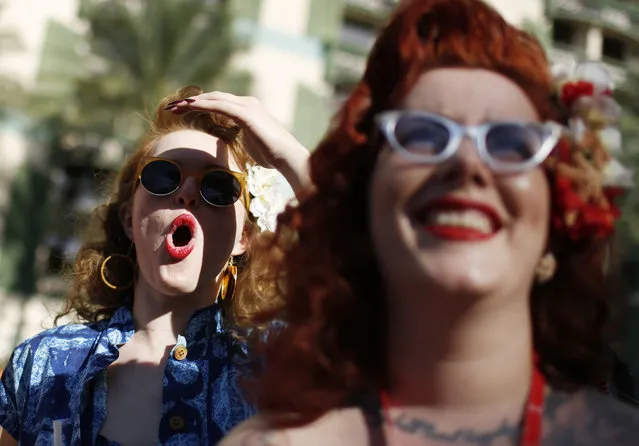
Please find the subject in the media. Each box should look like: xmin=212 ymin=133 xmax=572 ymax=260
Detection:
xmin=100 ymin=254 xmax=136 ymax=290
xmin=217 ymin=258 xmax=238 ymax=302
xmin=535 ymin=252 xmax=557 ymax=284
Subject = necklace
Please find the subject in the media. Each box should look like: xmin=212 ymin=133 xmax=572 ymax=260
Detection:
xmin=379 ymin=365 xmax=546 ymax=446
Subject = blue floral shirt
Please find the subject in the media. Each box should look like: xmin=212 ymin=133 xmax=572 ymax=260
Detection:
xmin=0 ymin=303 xmax=255 ymax=445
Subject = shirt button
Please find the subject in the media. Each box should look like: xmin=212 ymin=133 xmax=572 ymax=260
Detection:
xmin=169 ymin=415 xmax=185 ymax=431
xmin=173 ymin=345 xmax=188 ymax=361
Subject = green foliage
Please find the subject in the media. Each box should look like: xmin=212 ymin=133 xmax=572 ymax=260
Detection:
xmin=0 ymin=164 xmax=52 ymax=296
xmin=0 ymin=1 xmax=26 ymax=116
xmin=37 ymin=0 xmax=240 ymax=146
xmin=613 ymin=71 xmax=639 ymax=257
xmin=607 ymin=69 xmax=639 ymax=368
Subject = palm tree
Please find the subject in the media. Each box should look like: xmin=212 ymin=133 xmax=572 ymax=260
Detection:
xmin=32 ymin=0 xmax=241 ymax=146
xmin=0 ymin=1 xmax=25 ymax=116
xmin=77 ymin=0 xmax=239 ymax=141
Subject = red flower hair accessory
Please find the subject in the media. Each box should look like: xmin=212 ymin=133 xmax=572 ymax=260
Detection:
xmin=547 ymin=62 xmax=633 ymax=240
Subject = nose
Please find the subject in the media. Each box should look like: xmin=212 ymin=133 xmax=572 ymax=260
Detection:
xmin=174 ymin=176 xmax=200 ymax=209
xmin=434 ymin=137 xmax=493 ymax=188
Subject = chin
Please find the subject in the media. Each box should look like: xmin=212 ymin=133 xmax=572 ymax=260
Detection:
xmin=156 ymin=264 xmax=202 ymax=296
xmin=418 ymin=253 xmax=509 ymax=297
xmin=429 ymin=272 xmax=501 ymax=299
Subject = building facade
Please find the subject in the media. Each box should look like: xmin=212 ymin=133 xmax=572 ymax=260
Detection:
xmin=545 ymin=0 xmax=639 ymax=83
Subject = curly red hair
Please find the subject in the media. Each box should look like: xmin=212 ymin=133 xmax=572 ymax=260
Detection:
xmin=250 ymin=0 xmax=615 ymax=426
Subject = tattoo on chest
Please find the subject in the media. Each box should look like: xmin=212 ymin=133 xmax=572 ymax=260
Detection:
xmin=388 ymin=413 xmax=519 ymax=444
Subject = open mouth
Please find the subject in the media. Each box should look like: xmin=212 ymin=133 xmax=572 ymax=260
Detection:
xmin=172 ymin=225 xmax=193 ymax=247
xmin=414 ymin=196 xmax=502 ymax=241
xmin=165 ymin=214 xmax=197 ymax=260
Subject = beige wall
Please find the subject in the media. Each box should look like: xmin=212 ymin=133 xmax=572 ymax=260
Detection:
xmin=232 ymin=0 xmax=327 ymax=129
xmin=485 ymin=0 xmax=545 ymax=26
xmin=260 ymin=0 xmax=312 ymax=36
xmin=233 ymin=46 xmax=327 ymax=128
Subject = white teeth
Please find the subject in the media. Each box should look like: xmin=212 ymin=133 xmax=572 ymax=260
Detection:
xmin=426 ymin=210 xmax=493 ymax=234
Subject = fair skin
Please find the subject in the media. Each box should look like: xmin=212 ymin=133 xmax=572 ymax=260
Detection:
xmin=0 ymin=430 xmax=13 ymax=446
xmin=220 ymin=69 xmax=639 ymax=446
xmin=0 ymin=94 xmax=310 ymax=446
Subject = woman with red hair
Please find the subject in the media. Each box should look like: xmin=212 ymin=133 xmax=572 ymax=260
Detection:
xmin=222 ymin=0 xmax=639 ymax=444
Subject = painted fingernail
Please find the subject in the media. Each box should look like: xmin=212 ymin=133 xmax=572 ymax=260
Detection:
xmin=184 ymin=98 xmax=196 ymax=103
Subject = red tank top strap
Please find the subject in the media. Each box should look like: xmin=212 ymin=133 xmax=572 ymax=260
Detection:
xmin=520 ymin=365 xmax=546 ymax=446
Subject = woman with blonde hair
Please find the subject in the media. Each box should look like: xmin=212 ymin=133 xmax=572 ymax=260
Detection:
xmin=0 ymin=87 xmax=309 ymax=445
xmin=222 ymin=0 xmax=639 ymax=444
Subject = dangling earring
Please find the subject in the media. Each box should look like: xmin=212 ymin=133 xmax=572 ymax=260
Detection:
xmin=535 ymin=252 xmax=557 ymax=284
xmin=217 ymin=257 xmax=238 ymax=302
xmin=100 ymin=244 xmax=136 ymax=290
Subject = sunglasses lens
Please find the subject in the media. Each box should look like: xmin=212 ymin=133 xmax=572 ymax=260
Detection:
xmin=394 ymin=115 xmax=451 ymax=157
xmin=201 ymin=171 xmax=242 ymax=206
xmin=486 ymin=124 xmax=544 ymax=163
xmin=140 ymin=160 xmax=181 ymax=195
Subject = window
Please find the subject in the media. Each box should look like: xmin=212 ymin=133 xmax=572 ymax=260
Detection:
xmin=602 ymin=34 xmax=626 ymax=62
xmin=339 ymin=17 xmax=377 ymax=50
xmin=552 ymin=19 xmax=576 ymax=46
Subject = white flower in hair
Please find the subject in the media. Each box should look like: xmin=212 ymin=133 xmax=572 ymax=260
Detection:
xmin=246 ymin=164 xmax=296 ymax=232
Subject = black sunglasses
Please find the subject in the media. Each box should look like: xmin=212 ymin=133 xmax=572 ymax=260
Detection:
xmin=135 ymin=157 xmax=248 ymax=207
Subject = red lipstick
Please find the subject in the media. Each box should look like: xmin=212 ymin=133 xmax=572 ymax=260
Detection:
xmin=415 ymin=196 xmax=502 ymax=242
xmin=165 ymin=214 xmax=197 ymax=260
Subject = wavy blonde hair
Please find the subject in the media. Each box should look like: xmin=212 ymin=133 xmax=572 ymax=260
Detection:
xmin=57 ymin=86 xmax=278 ymax=326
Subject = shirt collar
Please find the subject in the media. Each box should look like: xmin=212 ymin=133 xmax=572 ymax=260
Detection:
xmin=104 ymin=301 xmax=225 ymax=345
xmin=183 ymin=302 xmax=225 ymax=343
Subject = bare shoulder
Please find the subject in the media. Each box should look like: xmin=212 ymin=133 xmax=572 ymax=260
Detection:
xmin=543 ymin=389 xmax=639 ymax=445
xmin=220 ymin=408 xmax=368 ymax=446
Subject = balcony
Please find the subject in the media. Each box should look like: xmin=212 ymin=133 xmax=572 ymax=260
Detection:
xmin=546 ymin=0 xmax=639 ymax=42
xmin=325 ymin=40 xmax=369 ymax=87
xmin=344 ymin=0 xmax=398 ymax=24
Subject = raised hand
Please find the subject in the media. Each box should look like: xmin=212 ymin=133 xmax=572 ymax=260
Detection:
xmin=165 ymin=92 xmax=312 ymax=197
